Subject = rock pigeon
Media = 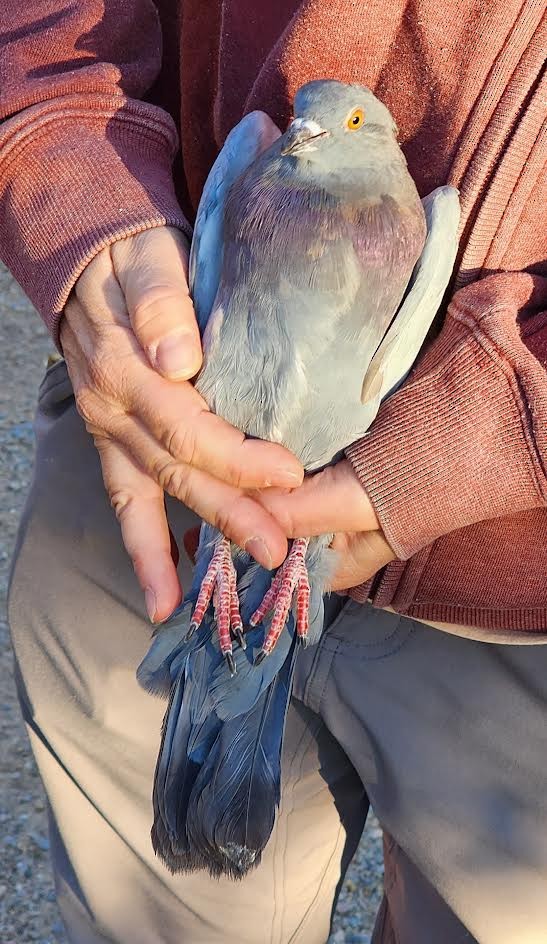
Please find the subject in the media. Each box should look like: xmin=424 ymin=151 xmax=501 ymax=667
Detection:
xmin=138 ymin=79 xmax=460 ymax=877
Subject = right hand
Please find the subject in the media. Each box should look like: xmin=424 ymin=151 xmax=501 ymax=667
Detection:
xmin=61 ymin=227 xmax=303 ymax=622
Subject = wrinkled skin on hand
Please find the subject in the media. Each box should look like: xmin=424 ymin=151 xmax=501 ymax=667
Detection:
xmin=61 ymin=227 xmax=304 ymax=621
xmin=252 ymin=458 xmax=395 ymax=591
xmin=182 ymin=458 xmax=395 ymax=593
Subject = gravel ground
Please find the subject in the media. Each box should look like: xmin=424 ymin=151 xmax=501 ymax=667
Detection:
xmin=0 ymin=261 xmax=384 ymax=943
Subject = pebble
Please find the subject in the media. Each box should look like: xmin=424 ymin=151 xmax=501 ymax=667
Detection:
xmin=336 ymin=900 xmax=354 ymax=915
xmin=30 ymin=833 xmax=50 ymax=852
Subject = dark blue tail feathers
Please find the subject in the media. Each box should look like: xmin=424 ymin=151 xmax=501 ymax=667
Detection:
xmin=138 ymin=525 xmax=325 ymax=876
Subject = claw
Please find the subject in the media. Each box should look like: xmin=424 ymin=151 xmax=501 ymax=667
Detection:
xmin=185 ymin=620 xmax=199 ymax=641
xmin=234 ymin=626 xmax=247 ymax=650
xmin=250 ymin=538 xmax=310 ymax=657
xmin=254 ymin=649 xmax=268 ymax=666
xmin=224 ymin=651 xmax=237 ymax=676
xmin=189 ymin=537 xmax=242 ymax=670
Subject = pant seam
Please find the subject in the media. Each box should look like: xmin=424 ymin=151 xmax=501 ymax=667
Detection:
xmin=271 ymin=713 xmax=323 ymax=944
xmin=328 ymin=615 xmax=403 ymax=650
xmin=326 ymin=623 xmax=416 ymax=659
xmin=303 ymin=638 xmax=341 ymax=715
xmin=288 ymin=822 xmax=345 ymax=944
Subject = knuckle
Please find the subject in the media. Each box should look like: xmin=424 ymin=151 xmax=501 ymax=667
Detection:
xmin=154 ymin=458 xmax=191 ymax=503
xmin=222 ymin=459 xmax=244 ymax=489
xmin=253 ymin=492 xmax=293 ymax=534
xmin=280 ymin=508 xmax=297 ymax=537
xmin=212 ymin=506 xmax=235 ymax=539
xmin=132 ymin=288 xmax=179 ymax=332
xmin=108 ymin=489 xmax=134 ymax=523
xmin=212 ymin=497 xmax=248 ymax=542
xmin=166 ymin=420 xmax=197 ymax=465
xmin=278 ymin=512 xmax=298 ymax=539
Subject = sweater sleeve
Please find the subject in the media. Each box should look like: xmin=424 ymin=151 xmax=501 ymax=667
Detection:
xmin=345 ymin=272 xmax=547 ymax=561
xmin=0 ymin=1 xmax=191 ymax=346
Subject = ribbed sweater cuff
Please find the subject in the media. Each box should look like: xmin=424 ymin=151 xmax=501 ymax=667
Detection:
xmin=346 ymin=273 xmax=547 ymax=561
xmin=0 ymin=95 xmax=192 ymax=347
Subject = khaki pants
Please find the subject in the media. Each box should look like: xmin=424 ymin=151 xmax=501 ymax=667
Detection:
xmin=8 ymin=361 xmax=547 ymax=943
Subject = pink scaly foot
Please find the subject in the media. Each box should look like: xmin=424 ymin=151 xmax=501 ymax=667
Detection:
xmin=186 ymin=536 xmax=243 ymax=674
xmin=250 ymin=538 xmax=310 ymax=663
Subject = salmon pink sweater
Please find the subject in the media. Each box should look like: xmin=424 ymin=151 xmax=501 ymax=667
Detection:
xmin=0 ymin=1 xmax=546 ymax=635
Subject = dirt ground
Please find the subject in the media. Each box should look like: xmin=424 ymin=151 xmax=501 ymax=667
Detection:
xmin=0 ymin=261 xmax=383 ymax=944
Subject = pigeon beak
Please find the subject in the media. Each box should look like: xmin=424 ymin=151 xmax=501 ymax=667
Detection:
xmin=281 ymin=118 xmax=330 ymax=156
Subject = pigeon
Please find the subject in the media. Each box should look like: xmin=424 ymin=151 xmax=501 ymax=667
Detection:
xmin=138 ymin=79 xmax=460 ymax=878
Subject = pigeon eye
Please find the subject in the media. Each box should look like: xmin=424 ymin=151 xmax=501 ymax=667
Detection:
xmin=346 ymin=107 xmax=365 ymax=131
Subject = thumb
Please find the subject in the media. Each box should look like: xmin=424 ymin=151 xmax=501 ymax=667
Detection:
xmin=111 ymin=226 xmax=203 ymax=380
xmin=254 ymin=459 xmax=379 ymax=537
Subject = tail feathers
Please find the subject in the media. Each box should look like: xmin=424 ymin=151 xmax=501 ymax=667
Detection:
xmin=137 ymin=603 xmax=195 ymax=697
xmin=201 ymin=555 xmax=325 ymax=723
xmin=142 ymin=525 xmax=328 ymax=877
xmin=185 ymin=635 xmax=298 ymax=878
xmin=196 ymin=618 xmax=294 ymax=723
xmin=151 ymin=653 xmax=222 ymax=868
xmin=151 ymin=673 xmax=190 ymax=863
xmin=235 ymin=558 xmax=275 ymax=622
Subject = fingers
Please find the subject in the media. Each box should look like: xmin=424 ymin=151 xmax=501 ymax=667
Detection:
xmin=254 ymin=459 xmax=380 ymax=537
xmin=111 ymin=227 xmax=203 ymax=380
xmin=65 ymin=229 xmax=300 ymax=591
xmin=97 ymin=413 xmax=289 ymax=567
xmin=67 ymin=284 xmax=304 ymax=491
xmin=130 ymin=372 xmax=303 ymax=488
xmin=94 ymin=435 xmax=182 ymax=622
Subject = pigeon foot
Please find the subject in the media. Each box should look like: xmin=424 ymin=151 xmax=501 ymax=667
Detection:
xmin=186 ymin=536 xmax=244 ymax=673
xmin=250 ymin=538 xmax=310 ymax=661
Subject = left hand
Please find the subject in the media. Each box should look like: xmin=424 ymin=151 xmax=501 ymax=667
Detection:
xmin=253 ymin=459 xmax=396 ymax=591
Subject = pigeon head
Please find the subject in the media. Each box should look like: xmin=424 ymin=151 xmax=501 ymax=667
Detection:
xmin=280 ymin=80 xmax=400 ymax=176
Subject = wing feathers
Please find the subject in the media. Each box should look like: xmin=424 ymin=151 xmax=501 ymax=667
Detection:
xmin=361 ymin=186 xmax=461 ymax=403
xmin=190 ymin=111 xmax=281 ymax=332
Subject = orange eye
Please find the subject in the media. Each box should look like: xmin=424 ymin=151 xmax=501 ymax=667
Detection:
xmin=346 ymin=107 xmax=365 ymax=131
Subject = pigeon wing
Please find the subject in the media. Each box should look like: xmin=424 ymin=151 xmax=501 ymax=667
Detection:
xmin=189 ymin=111 xmax=281 ymax=332
xmin=361 ymin=186 xmax=461 ymax=405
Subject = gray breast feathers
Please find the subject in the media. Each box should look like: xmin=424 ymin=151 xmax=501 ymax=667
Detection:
xmin=195 ymin=167 xmax=425 ymax=469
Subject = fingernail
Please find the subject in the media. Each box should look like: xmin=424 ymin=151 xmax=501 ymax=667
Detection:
xmin=269 ymin=469 xmax=303 ymax=488
xmin=244 ymin=536 xmax=272 ymax=570
xmin=154 ymin=332 xmax=200 ymax=379
xmin=145 ymin=588 xmax=157 ymax=622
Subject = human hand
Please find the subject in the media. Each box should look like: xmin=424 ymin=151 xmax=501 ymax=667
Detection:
xmin=61 ymin=227 xmax=303 ymax=621
xmin=253 ymin=459 xmax=395 ymax=591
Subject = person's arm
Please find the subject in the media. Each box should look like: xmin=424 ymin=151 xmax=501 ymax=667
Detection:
xmin=0 ymin=0 xmax=192 ymax=344
xmin=345 ymin=273 xmax=547 ymax=563
xmin=0 ymin=3 xmax=303 ymax=620
xmin=257 ymin=272 xmax=547 ymax=592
